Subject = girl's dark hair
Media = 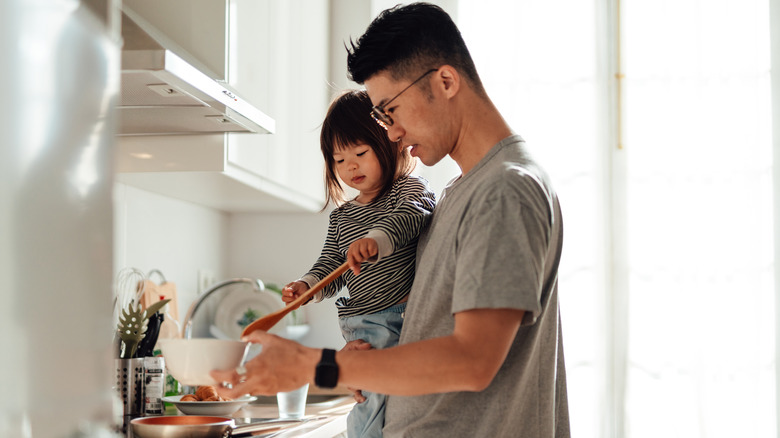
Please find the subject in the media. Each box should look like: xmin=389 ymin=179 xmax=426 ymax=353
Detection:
xmin=320 ymin=89 xmax=414 ymax=209
xmin=346 ymin=2 xmax=484 ymax=95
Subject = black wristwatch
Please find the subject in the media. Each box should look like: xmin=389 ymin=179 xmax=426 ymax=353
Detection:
xmin=314 ymin=348 xmax=339 ymax=388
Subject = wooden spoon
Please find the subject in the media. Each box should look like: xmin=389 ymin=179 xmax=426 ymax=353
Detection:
xmin=241 ymin=262 xmax=350 ymax=337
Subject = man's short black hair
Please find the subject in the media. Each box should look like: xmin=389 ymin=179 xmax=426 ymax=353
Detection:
xmin=346 ymin=2 xmax=484 ymax=94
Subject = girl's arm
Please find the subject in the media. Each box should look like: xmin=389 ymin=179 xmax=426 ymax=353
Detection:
xmin=368 ymin=176 xmax=436 ymax=260
xmin=297 ymin=209 xmax=347 ymax=300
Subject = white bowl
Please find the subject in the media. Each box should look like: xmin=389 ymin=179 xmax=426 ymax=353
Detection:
xmin=158 ymin=338 xmax=249 ymax=386
xmin=162 ymin=394 xmax=257 ymax=416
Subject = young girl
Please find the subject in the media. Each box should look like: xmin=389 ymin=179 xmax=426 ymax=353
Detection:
xmin=281 ymin=90 xmax=436 ymax=438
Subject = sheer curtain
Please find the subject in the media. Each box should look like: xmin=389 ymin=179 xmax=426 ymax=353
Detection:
xmin=457 ymin=0 xmax=774 ymax=437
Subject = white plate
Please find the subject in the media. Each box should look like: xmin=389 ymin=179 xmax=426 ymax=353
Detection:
xmin=214 ymin=289 xmax=286 ymax=339
xmin=162 ymin=394 xmax=257 ymax=416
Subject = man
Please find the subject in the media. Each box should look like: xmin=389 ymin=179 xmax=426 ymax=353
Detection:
xmin=214 ymin=3 xmax=569 ymax=437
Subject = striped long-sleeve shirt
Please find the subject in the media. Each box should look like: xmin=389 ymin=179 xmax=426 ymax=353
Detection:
xmin=300 ymin=175 xmax=436 ymax=317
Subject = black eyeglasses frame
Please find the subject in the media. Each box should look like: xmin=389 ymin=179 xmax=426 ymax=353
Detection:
xmin=370 ymin=68 xmax=439 ymax=130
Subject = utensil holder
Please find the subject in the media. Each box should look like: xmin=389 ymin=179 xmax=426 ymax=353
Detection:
xmin=115 ymin=358 xmax=144 ymax=436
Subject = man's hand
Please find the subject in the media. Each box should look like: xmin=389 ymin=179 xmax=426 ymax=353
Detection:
xmin=347 ymin=238 xmax=379 ymax=275
xmin=211 ymin=331 xmax=319 ymax=399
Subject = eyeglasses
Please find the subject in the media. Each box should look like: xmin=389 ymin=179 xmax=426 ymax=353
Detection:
xmin=370 ymin=68 xmax=438 ymax=130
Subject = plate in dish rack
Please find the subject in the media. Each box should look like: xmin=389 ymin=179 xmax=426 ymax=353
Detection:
xmin=214 ymin=289 xmax=286 ymax=339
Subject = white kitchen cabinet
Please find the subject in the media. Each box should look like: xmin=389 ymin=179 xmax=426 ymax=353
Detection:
xmin=225 ymin=0 xmax=329 ymax=209
xmin=117 ymin=0 xmax=329 ymax=212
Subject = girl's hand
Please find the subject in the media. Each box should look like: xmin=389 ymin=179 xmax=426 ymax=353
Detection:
xmin=281 ymin=281 xmax=309 ymax=304
xmin=341 ymin=339 xmax=374 ymax=403
xmin=347 ymin=238 xmax=378 ymax=275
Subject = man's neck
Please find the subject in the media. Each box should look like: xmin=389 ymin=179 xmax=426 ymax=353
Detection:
xmin=450 ymin=96 xmax=513 ymax=175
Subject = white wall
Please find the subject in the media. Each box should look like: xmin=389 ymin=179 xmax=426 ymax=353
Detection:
xmin=113 ymin=182 xmax=229 ymax=336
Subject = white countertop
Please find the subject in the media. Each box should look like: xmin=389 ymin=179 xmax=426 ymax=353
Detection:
xmin=229 ymin=393 xmax=354 ymax=437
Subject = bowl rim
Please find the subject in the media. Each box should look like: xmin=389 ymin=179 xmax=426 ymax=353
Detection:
xmin=162 ymin=394 xmax=257 ymax=405
xmin=130 ymin=415 xmax=234 ymax=426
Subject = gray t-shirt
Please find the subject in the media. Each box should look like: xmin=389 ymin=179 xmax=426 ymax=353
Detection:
xmin=384 ymin=135 xmax=570 ymax=437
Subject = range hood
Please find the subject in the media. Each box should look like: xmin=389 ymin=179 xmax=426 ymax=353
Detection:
xmin=119 ymin=6 xmax=275 ymax=136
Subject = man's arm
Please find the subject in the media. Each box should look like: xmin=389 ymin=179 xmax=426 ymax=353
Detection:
xmin=212 ymin=307 xmax=524 ymax=397
xmin=339 ymin=307 xmax=523 ymax=394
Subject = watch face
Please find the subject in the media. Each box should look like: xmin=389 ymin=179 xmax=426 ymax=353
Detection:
xmin=315 ymin=349 xmax=339 ymax=388
xmin=315 ymin=363 xmax=338 ymax=388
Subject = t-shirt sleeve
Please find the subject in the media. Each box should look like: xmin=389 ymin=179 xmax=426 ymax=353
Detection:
xmin=451 ymin=181 xmax=551 ymax=324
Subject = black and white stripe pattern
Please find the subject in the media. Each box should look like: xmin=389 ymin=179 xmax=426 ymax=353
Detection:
xmin=304 ymin=175 xmax=436 ymax=317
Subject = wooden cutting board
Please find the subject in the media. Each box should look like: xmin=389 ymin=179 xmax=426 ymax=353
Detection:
xmin=138 ymin=280 xmax=181 ymax=337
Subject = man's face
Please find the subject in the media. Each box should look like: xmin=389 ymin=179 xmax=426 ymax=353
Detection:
xmin=365 ymin=71 xmax=451 ymax=167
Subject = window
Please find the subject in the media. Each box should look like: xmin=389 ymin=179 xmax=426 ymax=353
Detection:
xmin=458 ymin=0 xmax=774 ymax=436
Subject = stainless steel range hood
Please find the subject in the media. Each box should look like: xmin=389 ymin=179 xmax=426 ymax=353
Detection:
xmin=119 ymin=6 xmax=275 ymax=136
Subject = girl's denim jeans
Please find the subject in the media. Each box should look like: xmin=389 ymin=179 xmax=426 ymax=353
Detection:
xmin=338 ymin=301 xmax=406 ymax=438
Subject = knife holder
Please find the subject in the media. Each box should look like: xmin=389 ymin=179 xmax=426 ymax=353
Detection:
xmin=115 ymin=358 xmax=144 ymax=436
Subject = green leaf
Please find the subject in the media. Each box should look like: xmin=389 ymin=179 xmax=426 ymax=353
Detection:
xmin=143 ymin=298 xmax=171 ymax=320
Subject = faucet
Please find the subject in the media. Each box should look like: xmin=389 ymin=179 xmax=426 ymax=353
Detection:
xmin=180 ymin=278 xmax=265 ymax=339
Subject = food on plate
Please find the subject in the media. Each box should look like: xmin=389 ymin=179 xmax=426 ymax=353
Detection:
xmin=181 ymin=385 xmax=233 ymax=402
xmin=195 ymin=385 xmax=219 ymax=400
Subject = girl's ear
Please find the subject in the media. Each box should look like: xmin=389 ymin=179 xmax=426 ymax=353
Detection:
xmin=436 ymin=65 xmax=460 ymax=99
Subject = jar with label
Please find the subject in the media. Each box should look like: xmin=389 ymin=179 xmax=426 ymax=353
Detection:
xmin=143 ymin=356 xmax=165 ymax=416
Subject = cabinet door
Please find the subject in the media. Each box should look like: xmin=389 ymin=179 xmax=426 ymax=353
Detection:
xmin=227 ymin=0 xmax=328 ymax=206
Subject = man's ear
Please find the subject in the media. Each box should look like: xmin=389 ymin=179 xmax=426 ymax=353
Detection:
xmin=436 ymin=65 xmax=460 ymax=99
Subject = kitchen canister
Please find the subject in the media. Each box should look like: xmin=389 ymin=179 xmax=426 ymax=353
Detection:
xmin=115 ymin=357 xmax=144 ymax=436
